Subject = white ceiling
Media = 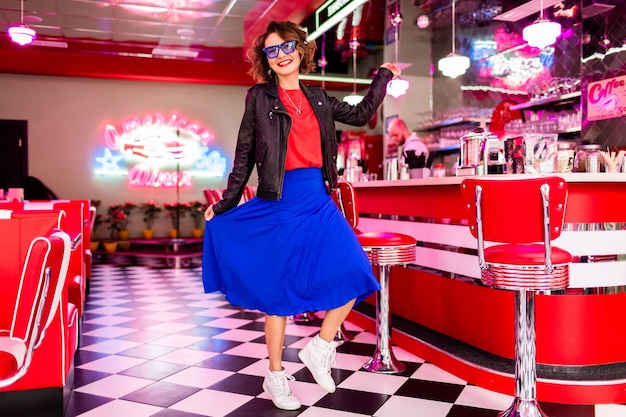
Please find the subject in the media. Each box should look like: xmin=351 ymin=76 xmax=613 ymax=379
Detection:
xmin=0 ymin=0 xmax=323 ymax=61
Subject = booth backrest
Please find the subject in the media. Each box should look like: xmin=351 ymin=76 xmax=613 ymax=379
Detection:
xmin=0 ymin=229 xmax=70 ymax=388
xmin=1 ymin=200 xmax=90 ymax=316
xmin=0 ymin=209 xmax=77 ymax=391
xmin=0 ymin=210 xmax=62 ymax=304
xmin=12 ymin=233 xmax=61 ymax=341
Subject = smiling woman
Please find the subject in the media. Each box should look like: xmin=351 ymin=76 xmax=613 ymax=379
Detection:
xmin=200 ymin=19 xmax=400 ymax=411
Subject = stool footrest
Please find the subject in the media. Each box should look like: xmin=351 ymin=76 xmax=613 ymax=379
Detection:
xmin=482 ymin=263 xmax=569 ymax=291
xmin=363 ymin=245 xmax=416 ymax=266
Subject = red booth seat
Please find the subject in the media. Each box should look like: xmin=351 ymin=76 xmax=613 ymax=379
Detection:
xmin=0 ymin=210 xmax=78 ymax=393
xmin=0 ymin=229 xmax=71 ymax=387
xmin=0 ymin=200 xmax=90 ymax=317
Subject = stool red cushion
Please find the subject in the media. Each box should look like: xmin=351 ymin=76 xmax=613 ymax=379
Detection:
xmin=485 ymin=244 xmax=573 ymax=265
xmin=358 ymin=232 xmax=417 ymax=247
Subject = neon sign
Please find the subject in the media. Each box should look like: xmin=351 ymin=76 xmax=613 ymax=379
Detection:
xmin=94 ymin=112 xmax=227 ymax=187
xmin=470 ymin=28 xmax=555 ymax=92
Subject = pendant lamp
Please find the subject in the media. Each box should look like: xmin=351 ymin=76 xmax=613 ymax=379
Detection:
xmin=343 ymin=27 xmax=364 ymax=105
xmin=386 ymin=7 xmax=409 ymax=98
xmin=522 ymin=0 xmax=561 ymax=49
xmin=8 ymin=0 xmax=36 ymax=46
xmin=318 ymin=33 xmax=328 ymax=90
xmin=437 ymin=0 xmax=470 ymax=79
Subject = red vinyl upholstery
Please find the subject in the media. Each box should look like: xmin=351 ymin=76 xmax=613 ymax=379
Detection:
xmin=0 ymin=200 xmax=89 ymax=317
xmin=242 ymin=185 xmax=256 ymax=202
xmin=203 ymin=188 xmax=222 ymax=205
xmin=0 ymin=210 xmax=78 ymax=393
xmin=332 ymin=182 xmax=359 ymax=231
xmin=0 ymin=229 xmax=70 ymax=388
xmin=204 ymin=186 xmax=255 ymax=207
xmin=461 ymin=176 xmax=568 ymax=243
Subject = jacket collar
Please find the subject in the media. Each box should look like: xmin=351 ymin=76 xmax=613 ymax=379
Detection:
xmin=267 ymin=75 xmax=280 ymax=98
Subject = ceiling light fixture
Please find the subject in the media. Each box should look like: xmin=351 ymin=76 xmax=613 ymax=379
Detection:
xmin=522 ymin=0 xmax=561 ymax=49
xmin=343 ymin=7 xmax=365 ymax=105
xmin=417 ymin=15 xmax=430 ymax=29
xmin=437 ymin=0 xmax=470 ymax=79
xmin=386 ymin=6 xmax=409 ymax=98
xmin=152 ymin=47 xmax=199 ymax=59
xmin=318 ymin=33 xmax=328 ymax=90
xmin=307 ymin=0 xmax=369 ymax=42
xmin=8 ymin=0 xmax=36 ymax=46
xmin=343 ymin=29 xmax=364 ymax=105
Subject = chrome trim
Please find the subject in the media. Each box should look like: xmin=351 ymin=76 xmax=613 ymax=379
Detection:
xmin=540 ymin=183 xmax=554 ymax=274
xmin=362 ymin=244 xmax=416 ymax=266
xmin=474 ymin=185 xmax=486 ymax=270
xmin=481 ymin=262 xmax=569 ymax=291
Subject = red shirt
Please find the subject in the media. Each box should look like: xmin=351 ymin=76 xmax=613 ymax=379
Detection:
xmin=279 ymin=88 xmax=323 ymax=170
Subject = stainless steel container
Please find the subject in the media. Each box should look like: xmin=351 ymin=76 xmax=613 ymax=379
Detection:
xmin=457 ymin=128 xmax=498 ymax=176
xmin=459 ymin=132 xmax=485 ymax=169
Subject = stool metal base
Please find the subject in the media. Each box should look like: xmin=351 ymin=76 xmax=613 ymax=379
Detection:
xmin=334 ymin=323 xmax=354 ymax=345
xmin=290 ymin=311 xmax=318 ymax=323
xmin=498 ymin=398 xmax=548 ymax=417
xmin=362 ymin=263 xmax=406 ymax=374
xmin=363 ymin=347 xmax=406 ymax=374
xmin=496 ymin=291 xmax=548 ymax=417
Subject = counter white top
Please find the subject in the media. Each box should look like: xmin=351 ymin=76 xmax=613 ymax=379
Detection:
xmin=351 ymin=173 xmax=626 ymax=188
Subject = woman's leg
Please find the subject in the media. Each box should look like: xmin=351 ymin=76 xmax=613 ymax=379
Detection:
xmin=263 ymin=315 xmax=300 ymax=410
xmin=265 ymin=315 xmax=287 ymax=371
xmin=319 ymin=298 xmax=356 ymax=342
xmin=298 ymin=298 xmax=357 ymax=393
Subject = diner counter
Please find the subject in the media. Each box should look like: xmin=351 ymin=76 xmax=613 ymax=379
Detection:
xmin=349 ymin=173 xmax=626 ymax=404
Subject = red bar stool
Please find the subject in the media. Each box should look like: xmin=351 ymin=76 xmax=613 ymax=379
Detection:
xmin=358 ymin=231 xmax=415 ymax=374
xmin=334 ymin=182 xmax=416 ymax=373
xmin=460 ymin=176 xmax=571 ymax=417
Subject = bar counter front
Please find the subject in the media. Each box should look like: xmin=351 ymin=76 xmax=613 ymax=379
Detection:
xmin=347 ymin=173 xmax=626 ymax=405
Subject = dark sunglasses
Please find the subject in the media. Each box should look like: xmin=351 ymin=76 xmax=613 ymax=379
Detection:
xmin=263 ymin=40 xmax=297 ymax=59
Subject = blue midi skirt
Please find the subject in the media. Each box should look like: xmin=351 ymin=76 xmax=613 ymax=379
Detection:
xmin=202 ymin=168 xmax=380 ymax=316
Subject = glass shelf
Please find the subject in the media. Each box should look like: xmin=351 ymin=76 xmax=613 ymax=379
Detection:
xmin=511 ymin=91 xmax=581 ymax=111
xmin=415 ymin=117 xmax=490 ymax=132
xmin=427 ymin=143 xmax=461 ymax=153
xmin=558 ymin=127 xmax=582 ymax=135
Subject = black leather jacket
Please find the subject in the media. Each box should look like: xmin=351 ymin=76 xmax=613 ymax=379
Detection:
xmin=212 ymin=67 xmax=394 ymax=215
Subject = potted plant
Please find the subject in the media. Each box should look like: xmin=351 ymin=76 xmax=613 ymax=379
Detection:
xmin=189 ymin=200 xmax=207 ymax=238
xmin=117 ymin=201 xmax=137 ymax=240
xmin=164 ymin=202 xmax=189 ymax=239
xmin=105 ymin=204 xmax=129 ymax=251
xmin=139 ymin=200 xmax=161 ymax=239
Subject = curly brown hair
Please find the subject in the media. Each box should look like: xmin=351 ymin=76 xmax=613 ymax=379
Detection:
xmin=247 ymin=21 xmax=317 ymax=84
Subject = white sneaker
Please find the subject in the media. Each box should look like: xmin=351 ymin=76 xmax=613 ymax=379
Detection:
xmin=298 ymin=334 xmax=337 ymax=393
xmin=263 ymin=369 xmax=301 ymax=410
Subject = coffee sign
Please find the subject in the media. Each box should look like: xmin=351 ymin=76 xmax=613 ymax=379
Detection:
xmin=587 ymin=75 xmax=626 ymax=121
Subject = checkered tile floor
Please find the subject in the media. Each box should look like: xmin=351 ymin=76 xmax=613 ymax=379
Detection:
xmin=62 ymin=263 xmax=624 ymax=416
